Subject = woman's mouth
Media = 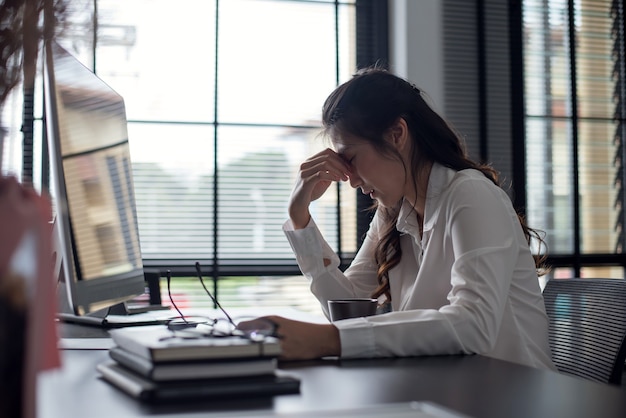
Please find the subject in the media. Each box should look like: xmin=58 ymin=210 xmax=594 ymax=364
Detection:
xmin=360 ymin=187 xmax=375 ymax=198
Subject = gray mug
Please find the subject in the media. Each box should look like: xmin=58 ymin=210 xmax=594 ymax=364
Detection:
xmin=328 ymin=298 xmax=378 ymax=321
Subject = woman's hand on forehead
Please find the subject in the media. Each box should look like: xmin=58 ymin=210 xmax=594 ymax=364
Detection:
xmin=288 ymin=148 xmax=351 ymax=229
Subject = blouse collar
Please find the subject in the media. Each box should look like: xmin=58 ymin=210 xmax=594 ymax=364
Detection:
xmin=396 ymin=162 xmax=457 ymax=237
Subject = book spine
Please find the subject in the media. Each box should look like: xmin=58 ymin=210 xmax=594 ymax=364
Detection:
xmin=109 ymin=347 xmax=154 ymax=379
xmin=96 ymin=362 xmax=147 ymax=399
xmin=109 ymin=332 xmax=153 ymax=361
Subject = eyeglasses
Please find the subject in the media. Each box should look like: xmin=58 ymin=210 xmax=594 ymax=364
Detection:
xmin=159 ymin=317 xmax=278 ymax=343
xmin=163 ymin=263 xmax=278 ymax=341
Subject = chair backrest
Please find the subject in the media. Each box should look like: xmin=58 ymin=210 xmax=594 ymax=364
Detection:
xmin=542 ymin=278 xmax=626 ymax=385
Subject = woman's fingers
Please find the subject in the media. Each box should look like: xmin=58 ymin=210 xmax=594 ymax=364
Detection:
xmin=300 ymin=148 xmax=351 ymax=181
xmin=288 ymin=149 xmax=352 ymax=229
xmin=241 ymin=315 xmax=340 ymax=360
xmin=296 ymin=149 xmax=350 ymax=197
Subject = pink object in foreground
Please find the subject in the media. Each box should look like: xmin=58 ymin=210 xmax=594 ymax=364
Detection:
xmin=0 ymin=176 xmax=61 ymax=418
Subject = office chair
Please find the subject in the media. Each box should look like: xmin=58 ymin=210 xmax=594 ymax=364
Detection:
xmin=542 ymin=278 xmax=626 ymax=385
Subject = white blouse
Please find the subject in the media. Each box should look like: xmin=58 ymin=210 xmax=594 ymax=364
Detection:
xmin=283 ymin=163 xmax=556 ymax=370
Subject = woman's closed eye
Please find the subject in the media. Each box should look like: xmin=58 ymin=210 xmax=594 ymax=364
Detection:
xmin=340 ymin=154 xmax=355 ymax=167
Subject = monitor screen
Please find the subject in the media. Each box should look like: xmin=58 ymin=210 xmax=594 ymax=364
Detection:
xmin=44 ymin=41 xmax=147 ymax=318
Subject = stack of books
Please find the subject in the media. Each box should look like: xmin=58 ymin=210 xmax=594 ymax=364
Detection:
xmin=97 ymin=324 xmax=300 ymax=403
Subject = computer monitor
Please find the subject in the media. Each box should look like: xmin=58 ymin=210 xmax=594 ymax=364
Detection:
xmin=44 ymin=41 xmax=163 ymax=327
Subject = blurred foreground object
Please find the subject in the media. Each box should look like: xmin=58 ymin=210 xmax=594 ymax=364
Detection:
xmin=0 ymin=176 xmax=60 ymax=418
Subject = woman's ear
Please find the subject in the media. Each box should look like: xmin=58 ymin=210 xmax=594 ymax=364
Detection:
xmin=385 ymin=117 xmax=409 ymax=150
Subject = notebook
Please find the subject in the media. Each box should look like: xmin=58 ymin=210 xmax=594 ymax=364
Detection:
xmin=108 ymin=346 xmax=277 ymax=381
xmin=108 ymin=325 xmax=282 ymax=362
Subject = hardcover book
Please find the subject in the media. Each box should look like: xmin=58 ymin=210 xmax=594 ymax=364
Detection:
xmin=108 ymin=325 xmax=281 ymax=362
xmin=96 ymin=361 xmax=300 ymax=403
xmin=108 ymin=346 xmax=277 ymax=381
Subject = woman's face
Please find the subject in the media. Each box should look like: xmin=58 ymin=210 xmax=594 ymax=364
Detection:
xmin=332 ymin=132 xmax=410 ymax=208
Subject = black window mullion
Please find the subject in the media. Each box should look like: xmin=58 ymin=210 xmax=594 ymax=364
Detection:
xmin=477 ymin=0 xmax=488 ymax=164
xmin=540 ymin=0 xmax=555 ymax=260
xmin=212 ymin=0 xmax=220 ymax=308
xmin=334 ymin=0 xmax=343 ymax=266
xmin=616 ymin=0 xmax=626 ymax=253
xmin=510 ymin=0 xmax=527 ymax=214
xmin=567 ymin=0 xmax=582 ymax=275
xmin=93 ymin=0 xmax=98 ymax=69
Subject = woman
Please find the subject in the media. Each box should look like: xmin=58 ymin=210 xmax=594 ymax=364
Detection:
xmin=240 ymin=68 xmax=555 ymax=370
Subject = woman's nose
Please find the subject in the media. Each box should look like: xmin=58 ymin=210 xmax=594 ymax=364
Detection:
xmin=348 ymin=172 xmax=361 ymax=189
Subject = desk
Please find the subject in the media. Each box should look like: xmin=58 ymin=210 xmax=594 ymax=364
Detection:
xmin=39 ymin=343 xmax=626 ymax=418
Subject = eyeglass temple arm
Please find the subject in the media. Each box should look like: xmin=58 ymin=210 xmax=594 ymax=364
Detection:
xmin=194 ymin=262 xmax=236 ymax=326
xmin=166 ymin=270 xmax=188 ymax=323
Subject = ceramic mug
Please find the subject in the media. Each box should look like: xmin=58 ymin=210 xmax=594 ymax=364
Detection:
xmin=328 ymin=298 xmax=378 ymax=321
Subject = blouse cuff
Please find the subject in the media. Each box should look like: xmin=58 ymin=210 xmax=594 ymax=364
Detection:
xmin=334 ymin=317 xmax=377 ymax=358
xmin=283 ymin=219 xmax=341 ymax=278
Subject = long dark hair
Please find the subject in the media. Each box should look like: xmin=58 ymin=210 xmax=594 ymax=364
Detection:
xmin=322 ymin=67 xmax=548 ymax=302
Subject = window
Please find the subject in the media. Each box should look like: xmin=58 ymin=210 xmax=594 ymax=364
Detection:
xmin=522 ymin=0 xmax=626 ymax=278
xmin=1 ymin=0 xmax=388 ymax=313
xmin=49 ymin=0 xmax=356 ymax=271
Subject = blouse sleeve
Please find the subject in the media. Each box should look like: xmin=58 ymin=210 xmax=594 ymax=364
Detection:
xmin=283 ymin=215 xmax=381 ymax=319
xmin=335 ymin=175 xmax=530 ymax=359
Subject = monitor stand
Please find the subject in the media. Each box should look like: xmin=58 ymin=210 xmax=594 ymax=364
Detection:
xmin=57 ymin=304 xmax=170 ymax=328
xmin=56 ymin=269 xmax=172 ymax=329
